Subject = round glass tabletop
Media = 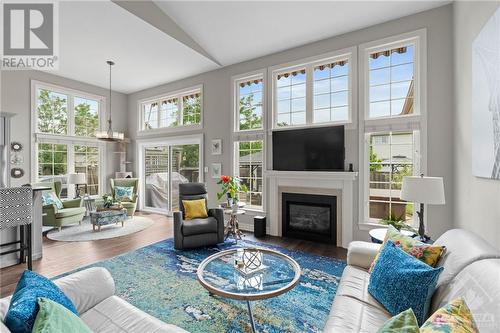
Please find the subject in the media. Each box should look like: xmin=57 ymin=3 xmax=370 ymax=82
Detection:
xmin=197 ymin=248 xmax=301 ymax=301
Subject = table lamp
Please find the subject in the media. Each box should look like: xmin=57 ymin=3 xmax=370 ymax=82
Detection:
xmin=68 ymin=173 xmax=87 ymax=198
xmin=401 ymin=175 xmax=445 ymax=241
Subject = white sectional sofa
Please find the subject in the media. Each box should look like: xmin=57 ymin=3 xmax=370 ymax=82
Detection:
xmin=0 ymin=267 xmax=188 ymax=333
xmin=323 ymin=229 xmax=500 ymax=332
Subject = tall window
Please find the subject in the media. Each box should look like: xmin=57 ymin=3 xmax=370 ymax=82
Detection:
xmin=235 ymin=141 xmax=263 ymax=209
xmin=236 ymin=77 xmax=264 ymax=131
xmin=33 ymin=82 xmax=104 ymax=197
xmin=271 ymin=49 xmax=355 ymax=129
xmin=313 ymin=60 xmax=349 ymax=123
xmin=38 ymin=143 xmax=68 ymax=198
xmin=360 ymin=30 xmax=425 ymax=227
xmin=140 ymin=86 xmax=202 ymax=131
xmin=74 ymin=145 xmax=99 ymax=195
xmin=368 ymin=132 xmax=415 ymax=223
xmin=368 ymin=46 xmax=415 ymax=118
xmin=276 ymin=69 xmax=306 ymax=127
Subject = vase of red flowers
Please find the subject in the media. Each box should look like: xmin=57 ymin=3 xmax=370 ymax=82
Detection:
xmin=217 ymin=175 xmax=248 ymax=212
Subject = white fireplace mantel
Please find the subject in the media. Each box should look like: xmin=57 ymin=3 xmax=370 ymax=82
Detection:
xmin=265 ymin=170 xmax=358 ymax=248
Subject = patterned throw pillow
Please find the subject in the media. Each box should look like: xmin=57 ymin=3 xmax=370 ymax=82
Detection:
xmin=420 ymin=298 xmax=479 ymax=333
xmin=377 ymin=308 xmax=419 ymax=333
xmin=369 ymin=226 xmax=445 ymax=272
xmin=114 ymin=186 xmax=134 ymax=202
xmin=41 ymin=191 xmax=64 ymax=210
xmin=368 ymin=241 xmax=443 ymax=325
xmin=32 ymin=298 xmax=92 ymax=333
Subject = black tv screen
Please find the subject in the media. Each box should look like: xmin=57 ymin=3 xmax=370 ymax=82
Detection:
xmin=272 ymin=126 xmax=345 ymax=171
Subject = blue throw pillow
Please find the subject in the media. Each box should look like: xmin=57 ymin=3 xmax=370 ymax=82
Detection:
xmin=5 ymin=270 xmax=78 ymax=333
xmin=368 ymin=240 xmax=443 ymax=325
xmin=114 ymin=186 xmax=134 ymax=202
xmin=41 ymin=191 xmax=63 ymax=210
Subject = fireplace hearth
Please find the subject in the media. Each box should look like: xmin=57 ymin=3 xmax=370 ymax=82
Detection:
xmin=282 ymin=192 xmax=336 ymax=243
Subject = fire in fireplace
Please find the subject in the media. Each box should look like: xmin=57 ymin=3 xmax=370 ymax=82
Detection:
xmin=282 ymin=192 xmax=336 ymax=243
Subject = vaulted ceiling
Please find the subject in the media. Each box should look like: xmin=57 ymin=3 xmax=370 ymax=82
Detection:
xmin=53 ymin=1 xmax=449 ymax=94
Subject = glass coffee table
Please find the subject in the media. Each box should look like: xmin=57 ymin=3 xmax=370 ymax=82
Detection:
xmin=197 ymin=248 xmax=301 ymax=333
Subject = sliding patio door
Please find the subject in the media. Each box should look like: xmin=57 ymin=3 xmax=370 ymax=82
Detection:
xmin=139 ymin=135 xmax=202 ymax=215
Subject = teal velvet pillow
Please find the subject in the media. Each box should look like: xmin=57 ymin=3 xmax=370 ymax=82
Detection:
xmin=114 ymin=186 xmax=134 ymax=202
xmin=5 ymin=270 xmax=78 ymax=333
xmin=368 ymin=240 xmax=443 ymax=325
xmin=41 ymin=191 xmax=63 ymax=209
xmin=32 ymin=298 xmax=92 ymax=333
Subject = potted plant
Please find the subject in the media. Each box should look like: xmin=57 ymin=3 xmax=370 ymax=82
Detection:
xmin=217 ymin=175 xmax=248 ymax=212
xmin=101 ymin=194 xmax=122 ymax=211
xmin=380 ymin=212 xmax=417 ymax=233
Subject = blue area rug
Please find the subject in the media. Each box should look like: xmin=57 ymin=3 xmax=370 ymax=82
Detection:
xmin=66 ymin=239 xmax=346 ymax=333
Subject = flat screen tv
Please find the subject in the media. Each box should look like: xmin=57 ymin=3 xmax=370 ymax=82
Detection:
xmin=272 ymin=126 xmax=345 ymax=171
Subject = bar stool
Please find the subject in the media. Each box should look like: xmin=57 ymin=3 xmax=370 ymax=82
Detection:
xmin=0 ymin=186 xmax=33 ymax=270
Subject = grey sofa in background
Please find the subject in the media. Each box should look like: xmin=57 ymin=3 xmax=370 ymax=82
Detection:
xmin=173 ymin=183 xmax=224 ymax=250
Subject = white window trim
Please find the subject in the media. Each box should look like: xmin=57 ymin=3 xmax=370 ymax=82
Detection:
xmin=136 ymin=133 xmax=204 ymax=215
xmin=136 ymin=84 xmax=203 ymax=136
xmin=30 ymin=80 xmax=107 ymax=197
xmin=231 ymin=69 xmax=266 ymax=134
xmin=231 ymin=69 xmax=267 ymax=212
xmin=268 ymin=46 xmax=357 ymax=131
xmin=358 ymin=29 xmax=428 ymax=230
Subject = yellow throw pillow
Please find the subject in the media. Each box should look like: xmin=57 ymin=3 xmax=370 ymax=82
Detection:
xmin=182 ymin=199 xmax=208 ymax=220
xmin=420 ymin=298 xmax=479 ymax=333
xmin=369 ymin=226 xmax=445 ymax=272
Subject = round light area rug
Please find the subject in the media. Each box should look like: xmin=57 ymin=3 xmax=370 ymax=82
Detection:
xmin=46 ymin=216 xmax=154 ymax=242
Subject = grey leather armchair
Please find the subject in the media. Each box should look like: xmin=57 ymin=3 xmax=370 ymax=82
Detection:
xmin=173 ymin=183 xmax=224 ymax=250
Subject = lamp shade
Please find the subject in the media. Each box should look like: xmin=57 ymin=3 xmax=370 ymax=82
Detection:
xmin=68 ymin=173 xmax=87 ymax=185
xmin=401 ymin=176 xmax=445 ymax=205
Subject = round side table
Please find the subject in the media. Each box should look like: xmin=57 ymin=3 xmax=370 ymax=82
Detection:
xmin=224 ymin=209 xmax=245 ymax=241
xmin=369 ymin=228 xmax=415 ymax=244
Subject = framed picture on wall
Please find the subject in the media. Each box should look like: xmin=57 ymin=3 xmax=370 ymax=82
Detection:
xmin=211 ymin=139 xmax=222 ymax=155
xmin=211 ymin=163 xmax=222 ymax=179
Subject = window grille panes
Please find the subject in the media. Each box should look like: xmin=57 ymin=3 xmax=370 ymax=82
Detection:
xmin=182 ymin=93 xmax=201 ymax=125
xmin=238 ymin=78 xmax=263 ymax=131
xmin=74 ymin=145 xmax=99 ymax=196
xmin=160 ymin=98 xmax=179 ymax=128
xmin=237 ymin=140 xmax=263 ymax=209
xmin=313 ymin=60 xmax=349 ymax=123
xmin=74 ymin=97 xmax=99 ymax=137
xmin=368 ymin=45 xmax=414 ymax=118
xmin=38 ymin=143 xmax=68 ymax=198
xmin=276 ymin=69 xmax=306 ymax=127
xmin=143 ymin=102 xmax=159 ymax=130
xmin=368 ymin=132 xmax=414 ymax=223
xmin=37 ymin=89 xmax=68 ymax=135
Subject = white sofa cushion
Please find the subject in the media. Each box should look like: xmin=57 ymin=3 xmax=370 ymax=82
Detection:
xmin=346 ymin=241 xmax=381 ymax=270
xmin=81 ymin=295 xmax=188 ymax=333
xmin=323 ymin=294 xmax=391 ymax=333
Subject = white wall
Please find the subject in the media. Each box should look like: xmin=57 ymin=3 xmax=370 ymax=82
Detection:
xmin=0 ymin=70 xmax=128 ymax=267
xmin=128 ymin=5 xmax=455 ymax=242
xmin=453 ymin=1 xmax=500 ymax=249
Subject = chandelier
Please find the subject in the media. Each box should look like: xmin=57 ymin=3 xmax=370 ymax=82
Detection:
xmin=96 ymin=60 xmax=124 ymax=142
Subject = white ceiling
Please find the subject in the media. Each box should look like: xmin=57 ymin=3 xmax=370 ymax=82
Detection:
xmin=55 ymin=1 xmax=217 ymax=94
xmin=53 ymin=1 xmax=449 ymax=94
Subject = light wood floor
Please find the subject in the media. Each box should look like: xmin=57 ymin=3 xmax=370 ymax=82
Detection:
xmin=0 ymin=212 xmax=346 ymax=298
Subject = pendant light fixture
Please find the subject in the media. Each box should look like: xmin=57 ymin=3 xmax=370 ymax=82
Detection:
xmin=96 ymin=60 xmax=124 ymax=142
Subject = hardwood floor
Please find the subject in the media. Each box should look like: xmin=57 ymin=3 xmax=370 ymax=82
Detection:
xmin=0 ymin=212 xmax=346 ymax=298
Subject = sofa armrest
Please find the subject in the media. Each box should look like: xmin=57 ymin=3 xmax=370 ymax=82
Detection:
xmin=208 ymin=208 xmax=224 ymax=242
xmin=173 ymin=211 xmax=184 ymax=249
xmin=42 ymin=204 xmax=57 ymax=220
xmin=62 ymin=197 xmax=82 ymax=208
xmin=347 ymin=241 xmax=381 ymax=270
xmin=54 ymin=267 xmax=115 ymax=314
